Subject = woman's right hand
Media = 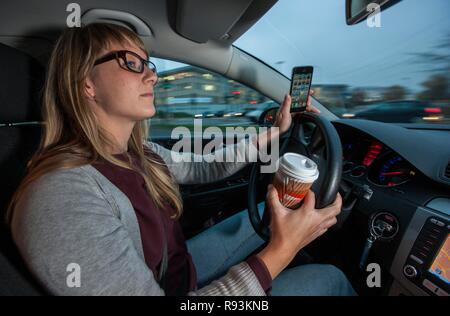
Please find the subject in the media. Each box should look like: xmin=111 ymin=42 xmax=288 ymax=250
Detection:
xmin=256 ymin=184 xmax=342 ymax=279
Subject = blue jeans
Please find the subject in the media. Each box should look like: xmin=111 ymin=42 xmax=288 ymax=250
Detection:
xmin=187 ymin=203 xmax=356 ymax=296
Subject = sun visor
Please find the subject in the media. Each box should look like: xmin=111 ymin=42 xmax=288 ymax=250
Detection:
xmin=175 ymin=0 xmax=278 ymax=44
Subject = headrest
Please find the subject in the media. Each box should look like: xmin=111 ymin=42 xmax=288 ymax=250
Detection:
xmin=0 ymin=43 xmax=44 ymax=124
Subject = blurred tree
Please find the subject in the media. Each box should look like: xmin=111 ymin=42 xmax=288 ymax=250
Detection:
xmin=413 ymin=33 xmax=450 ymax=100
xmin=417 ymin=74 xmax=450 ymax=101
xmin=412 ymin=33 xmax=450 ymax=75
xmin=383 ymin=85 xmax=407 ymax=101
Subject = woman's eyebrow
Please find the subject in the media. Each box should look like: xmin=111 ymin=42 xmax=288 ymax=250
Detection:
xmin=139 ymin=49 xmax=149 ymax=60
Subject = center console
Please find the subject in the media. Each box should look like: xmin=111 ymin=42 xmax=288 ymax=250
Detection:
xmin=391 ymin=198 xmax=449 ymax=296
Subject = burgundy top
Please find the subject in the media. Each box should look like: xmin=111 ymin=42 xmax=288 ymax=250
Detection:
xmin=93 ymin=150 xmax=272 ymax=295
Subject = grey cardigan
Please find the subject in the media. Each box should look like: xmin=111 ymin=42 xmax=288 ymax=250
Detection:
xmin=11 ymin=138 xmax=266 ymax=296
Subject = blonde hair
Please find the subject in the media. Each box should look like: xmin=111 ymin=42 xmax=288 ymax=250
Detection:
xmin=7 ymin=23 xmax=183 ymax=223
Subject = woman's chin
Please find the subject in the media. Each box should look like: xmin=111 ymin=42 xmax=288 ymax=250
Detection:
xmin=142 ymin=103 xmax=156 ymax=118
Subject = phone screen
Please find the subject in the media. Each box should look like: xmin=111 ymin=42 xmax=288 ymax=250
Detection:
xmin=290 ymin=66 xmax=313 ymax=113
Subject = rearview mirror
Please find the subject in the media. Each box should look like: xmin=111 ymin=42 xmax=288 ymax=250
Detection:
xmin=346 ymin=0 xmax=402 ymax=25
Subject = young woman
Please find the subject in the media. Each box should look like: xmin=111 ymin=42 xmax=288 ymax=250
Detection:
xmin=8 ymin=23 xmax=355 ymax=296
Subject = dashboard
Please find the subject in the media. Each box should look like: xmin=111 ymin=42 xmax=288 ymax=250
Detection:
xmin=331 ymin=119 xmax=450 ymax=296
xmin=342 ymin=138 xmax=417 ymax=188
xmin=333 ymin=119 xmax=450 ymax=200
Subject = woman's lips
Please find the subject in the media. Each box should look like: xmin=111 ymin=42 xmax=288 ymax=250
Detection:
xmin=140 ymin=93 xmax=154 ymax=97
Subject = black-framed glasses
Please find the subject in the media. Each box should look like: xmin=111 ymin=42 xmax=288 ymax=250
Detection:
xmin=93 ymin=50 xmax=157 ymax=75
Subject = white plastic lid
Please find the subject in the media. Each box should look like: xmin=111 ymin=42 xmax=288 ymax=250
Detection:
xmin=278 ymin=153 xmax=319 ymax=183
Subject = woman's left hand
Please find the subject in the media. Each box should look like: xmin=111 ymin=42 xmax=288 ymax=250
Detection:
xmin=274 ymin=90 xmax=321 ymax=135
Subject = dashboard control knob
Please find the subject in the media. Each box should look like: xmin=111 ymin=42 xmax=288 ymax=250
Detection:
xmin=404 ymin=265 xmax=418 ymax=278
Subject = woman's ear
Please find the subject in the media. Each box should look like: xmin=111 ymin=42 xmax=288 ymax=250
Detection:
xmin=84 ymin=76 xmax=96 ymax=101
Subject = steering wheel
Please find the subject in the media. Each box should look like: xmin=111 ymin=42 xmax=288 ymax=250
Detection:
xmin=247 ymin=112 xmax=343 ymax=241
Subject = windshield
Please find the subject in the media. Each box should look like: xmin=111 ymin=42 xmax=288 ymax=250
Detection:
xmin=235 ymin=0 xmax=450 ymax=125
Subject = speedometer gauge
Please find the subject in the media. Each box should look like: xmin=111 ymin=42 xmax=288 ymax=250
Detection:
xmin=368 ymin=153 xmax=416 ymax=187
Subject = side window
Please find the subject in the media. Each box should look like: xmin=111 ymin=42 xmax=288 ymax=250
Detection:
xmin=149 ymin=58 xmax=275 ymax=138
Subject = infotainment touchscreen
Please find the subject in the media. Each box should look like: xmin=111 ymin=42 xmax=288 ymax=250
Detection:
xmin=429 ymin=234 xmax=450 ymax=285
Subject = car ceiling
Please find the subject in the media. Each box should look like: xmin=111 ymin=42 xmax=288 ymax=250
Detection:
xmin=0 ymin=0 xmax=336 ymax=115
xmin=1 ymin=0 xmax=233 ymax=63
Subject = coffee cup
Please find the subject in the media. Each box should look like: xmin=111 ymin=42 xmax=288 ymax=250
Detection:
xmin=272 ymin=153 xmax=319 ymax=209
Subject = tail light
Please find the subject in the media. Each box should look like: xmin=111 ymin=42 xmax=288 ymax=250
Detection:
xmin=424 ymin=107 xmax=442 ymax=113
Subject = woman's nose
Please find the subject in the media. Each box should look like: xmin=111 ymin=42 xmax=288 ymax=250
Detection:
xmin=143 ymin=67 xmax=158 ymax=86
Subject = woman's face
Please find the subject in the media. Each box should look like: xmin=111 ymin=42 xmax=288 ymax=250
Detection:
xmin=85 ymin=40 xmax=158 ymax=122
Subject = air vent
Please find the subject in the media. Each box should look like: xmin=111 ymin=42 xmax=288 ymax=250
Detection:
xmin=445 ymin=162 xmax=450 ymax=179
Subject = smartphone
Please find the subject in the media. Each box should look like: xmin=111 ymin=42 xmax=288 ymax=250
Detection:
xmin=290 ymin=66 xmax=314 ymax=113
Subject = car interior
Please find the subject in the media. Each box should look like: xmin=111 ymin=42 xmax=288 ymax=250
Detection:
xmin=0 ymin=0 xmax=449 ymax=296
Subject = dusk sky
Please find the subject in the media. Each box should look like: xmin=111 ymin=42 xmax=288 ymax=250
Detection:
xmin=235 ymin=0 xmax=450 ymax=93
xmin=155 ymin=0 xmax=450 ymax=94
